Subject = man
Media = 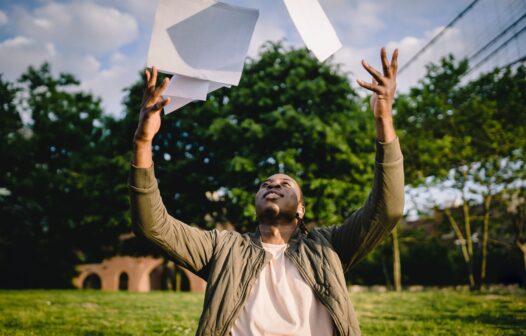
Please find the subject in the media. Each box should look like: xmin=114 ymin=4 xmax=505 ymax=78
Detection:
xmin=129 ymin=47 xmax=404 ymax=336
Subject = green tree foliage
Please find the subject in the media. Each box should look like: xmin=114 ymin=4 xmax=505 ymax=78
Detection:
xmin=397 ymin=56 xmax=525 ymax=191
xmin=0 ymin=44 xmax=380 ymax=288
xmin=121 ymin=42 xmax=377 ymax=231
xmin=0 ymin=75 xmax=22 ymax=196
xmin=395 ymin=56 xmax=471 ymax=183
xmin=0 ymin=64 xmax=131 ymax=288
xmin=396 ymin=55 xmax=526 ymax=289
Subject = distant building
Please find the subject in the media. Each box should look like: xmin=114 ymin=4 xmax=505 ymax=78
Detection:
xmin=73 ymin=256 xmax=206 ymax=292
xmin=73 ymin=222 xmax=238 ymax=292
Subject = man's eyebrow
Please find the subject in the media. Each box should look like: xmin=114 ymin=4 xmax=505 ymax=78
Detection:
xmin=260 ymin=177 xmax=295 ymax=184
xmin=259 ymin=179 xmax=270 ymax=187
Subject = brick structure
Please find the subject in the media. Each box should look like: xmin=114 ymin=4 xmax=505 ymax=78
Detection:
xmin=73 ymin=256 xmax=206 ymax=292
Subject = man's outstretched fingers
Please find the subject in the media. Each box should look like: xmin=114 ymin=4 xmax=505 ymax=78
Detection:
xmin=356 ymin=79 xmax=381 ymax=94
xmin=151 ymin=78 xmax=170 ymax=103
xmin=361 ymin=60 xmax=384 ymax=84
xmin=381 ymin=48 xmax=390 ymax=77
xmin=143 ymin=69 xmax=152 ymax=101
xmin=145 ymin=69 xmax=151 ymax=86
xmin=149 ymin=66 xmax=158 ymax=90
xmin=153 ymin=97 xmax=171 ymax=112
xmin=391 ymin=49 xmax=399 ymax=75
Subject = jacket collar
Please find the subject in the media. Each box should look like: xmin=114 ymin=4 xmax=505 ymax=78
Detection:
xmin=249 ymin=224 xmax=305 ymax=249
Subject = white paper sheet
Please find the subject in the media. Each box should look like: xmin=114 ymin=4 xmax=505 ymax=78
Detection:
xmin=163 ymin=96 xmax=194 ymax=114
xmin=150 ymin=0 xmax=343 ymax=114
xmin=283 ymin=0 xmax=342 ymax=62
xmin=209 ymin=81 xmax=230 ymax=92
xmin=165 ymin=75 xmax=210 ymax=101
xmin=147 ymin=0 xmax=259 ymax=86
xmin=162 ymin=76 xmax=232 ymax=114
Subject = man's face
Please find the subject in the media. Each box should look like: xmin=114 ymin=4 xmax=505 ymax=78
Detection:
xmin=255 ymin=174 xmax=304 ymax=222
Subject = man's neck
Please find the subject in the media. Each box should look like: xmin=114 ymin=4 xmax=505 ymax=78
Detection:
xmin=258 ymin=219 xmax=297 ymax=244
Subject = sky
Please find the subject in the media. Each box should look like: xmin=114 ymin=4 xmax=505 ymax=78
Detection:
xmin=1 ymin=0 xmax=524 ymax=217
xmin=0 ymin=0 xmax=484 ymax=118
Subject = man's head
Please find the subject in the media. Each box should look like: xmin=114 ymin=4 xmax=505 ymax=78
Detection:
xmin=255 ymin=173 xmax=304 ymax=224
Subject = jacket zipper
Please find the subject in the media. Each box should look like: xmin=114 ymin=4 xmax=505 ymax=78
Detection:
xmin=285 ymin=249 xmax=345 ymax=336
xmin=219 ymin=250 xmax=267 ymax=336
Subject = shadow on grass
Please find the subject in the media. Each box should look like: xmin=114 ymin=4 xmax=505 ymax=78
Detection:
xmin=452 ymin=311 xmax=526 ymax=330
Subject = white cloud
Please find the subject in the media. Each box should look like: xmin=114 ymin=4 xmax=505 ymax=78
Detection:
xmin=33 ymin=18 xmax=52 ymax=29
xmin=81 ymin=53 xmax=144 ymax=117
xmin=74 ymin=55 xmax=101 ymax=78
xmin=322 ymin=1 xmax=385 ymax=47
xmin=0 ymin=34 xmax=133 ymax=117
xmin=0 ymin=1 xmax=144 ymax=117
xmin=110 ymin=52 xmax=126 ymax=65
xmin=0 ymin=9 xmax=8 ymax=25
xmin=248 ymin=21 xmax=287 ymax=57
xmin=386 ymin=26 xmax=466 ymax=91
xmin=101 ymin=0 xmax=159 ymax=26
xmin=0 ymin=36 xmax=57 ymax=78
xmin=14 ymin=2 xmax=139 ymax=55
xmin=0 ymin=0 xmax=478 ymax=118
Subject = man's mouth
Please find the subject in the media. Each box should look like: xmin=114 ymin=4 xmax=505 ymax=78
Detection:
xmin=264 ymin=191 xmax=283 ymax=198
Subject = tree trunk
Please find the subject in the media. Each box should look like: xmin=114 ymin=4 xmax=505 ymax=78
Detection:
xmin=517 ymin=242 xmax=526 ymax=288
xmin=513 ymin=196 xmax=526 ymax=288
xmin=175 ymin=269 xmax=181 ymax=292
xmin=392 ymin=226 xmax=402 ymax=292
xmin=444 ymin=208 xmax=476 ymax=289
xmin=481 ymin=194 xmax=492 ymax=288
xmin=463 ymin=202 xmax=473 ymax=257
xmin=463 ymin=201 xmax=478 ymax=290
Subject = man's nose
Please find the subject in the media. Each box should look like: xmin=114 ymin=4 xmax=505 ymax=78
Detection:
xmin=267 ymin=182 xmax=281 ymax=189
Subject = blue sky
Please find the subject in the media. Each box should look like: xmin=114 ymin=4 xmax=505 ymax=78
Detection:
xmin=2 ymin=0 xmax=523 ymax=216
xmin=0 ymin=0 xmax=485 ymax=117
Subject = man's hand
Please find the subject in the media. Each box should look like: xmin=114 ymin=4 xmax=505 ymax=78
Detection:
xmin=134 ymin=66 xmax=170 ymax=144
xmin=132 ymin=66 xmax=170 ymax=168
xmin=357 ymin=48 xmax=398 ymax=143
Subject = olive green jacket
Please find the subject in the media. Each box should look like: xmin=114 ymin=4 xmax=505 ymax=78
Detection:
xmin=128 ymin=138 xmax=404 ymax=336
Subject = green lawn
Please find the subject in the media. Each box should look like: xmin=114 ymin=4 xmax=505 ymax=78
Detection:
xmin=0 ymin=290 xmax=524 ymax=335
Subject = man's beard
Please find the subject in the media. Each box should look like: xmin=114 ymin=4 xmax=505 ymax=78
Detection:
xmin=258 ymin=206 xmax=296 ymax=223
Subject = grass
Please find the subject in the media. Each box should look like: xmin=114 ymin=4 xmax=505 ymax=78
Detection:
xmin=0 ymin=290 xmax=525 ymax=335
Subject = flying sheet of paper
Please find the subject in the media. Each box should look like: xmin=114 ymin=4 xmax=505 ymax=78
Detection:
xmin=147 ymin=0 xmax=259 ymax=86
xmin=282 ymin=0 xmax=342 ymax=62
xmin=163 ymin=96 xmax=194 ymax=113
xmin=164 ymin=75 xmax=210 ymax=101
xmin=162 ymin=75 xmax=231 ymax=114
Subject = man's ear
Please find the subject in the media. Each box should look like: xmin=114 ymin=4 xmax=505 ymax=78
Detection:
xmin=296 ymin=204 xmax=305 ymax=219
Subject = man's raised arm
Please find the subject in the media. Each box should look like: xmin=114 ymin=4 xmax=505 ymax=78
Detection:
xmin=129 ymin=67 xmax=216 ymax=278
xmin=321 ymin=48 xmax=405 ymax=271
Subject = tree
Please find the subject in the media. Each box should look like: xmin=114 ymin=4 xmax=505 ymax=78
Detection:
xmin=459 ymin=65 xmax=526 ymax=286
xmin=506 ymin=187 xmax=526 ymax=286
xmin=391 ymin=226 xmax=402 ymax=291
xmin=0 ymin=64 xmax=131 ymax=288
xmin=0 ymin=43 xmax=386 ymax=288
xmin=0 ymin=74 xmax=22 ymax=197
xmin=396 ymin=55 xmax=526 ymax=289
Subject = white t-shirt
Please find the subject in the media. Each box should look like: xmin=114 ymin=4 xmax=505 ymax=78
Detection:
xmin=231 ymin=242 xmax=334 ymax=336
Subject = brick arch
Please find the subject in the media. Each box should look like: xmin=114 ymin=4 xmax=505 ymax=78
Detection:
xmin=75 ymin=268 xmax=103 ymax=289
xmin=81 ymin=272 xmax=102 ymax=289
xmin=74 ymin=256 xmax=206 ymax=292
xmin=118 ymin=272 xmax=129 ymax=290
xmin=178 ymin=266 xmax=207 ymax=292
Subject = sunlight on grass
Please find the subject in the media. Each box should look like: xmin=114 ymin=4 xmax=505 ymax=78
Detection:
xmin=0 ymin=290 xmax=524 ymax=335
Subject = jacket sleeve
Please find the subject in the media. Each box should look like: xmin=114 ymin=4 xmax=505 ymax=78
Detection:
xmin=320 ymin=137 xmax=404 ymax=272
xmin=128 ymin=164 xmax=216 ymax=278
